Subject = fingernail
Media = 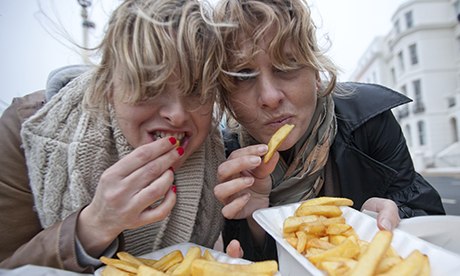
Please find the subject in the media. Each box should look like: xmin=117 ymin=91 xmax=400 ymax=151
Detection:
xmin=258 ymin=145 xmax=268 ymax=154
xmin=176 ymin=146 xmax=184 ymax=156
xmin=249 ymin=156 xmax=260 ymax=164
xmin=243 ymin=177 xmax=253 ymax=185
xmin=381 ymin=218 xmax=392 ymax=230
xmin=168 ymin=137 xmax=177 ymax=145
xmin=171 ymin=185 xmax=177 ymax=193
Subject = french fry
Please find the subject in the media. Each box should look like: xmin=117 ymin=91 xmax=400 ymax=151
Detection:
xmin=202 ymin=249 xmax=216 ymax=262
xmin=152 ymin=250 xmax=184 ymax=272
xmin=171 ymin=246 xmax=202 ymax=276
xmin=306 ymin=238 xmax=335 ymax=251
xmin=191 ymin=259 xmax=278 ymax=276
xmin=263 ymin=124 xmax=294 ymax=163
xmin=300 ymin=196 xmax=354 ymax=207
xmin=326 ymin=223 xmax=351 ymax=235
xmin=137 ymin=265 xmax=167 ymax=276
xmin=101 ymin=264 xmax=135 ymax=276
xmin=283 ymin=215 xmax=318 ymax=233
xmin=307 ymin=238 xmax=360 ymax=266
xmin=378 ymin=249 xmax=425 ymax=276
xmin=100 ymin=256 xmax=138 ymax=274
xmin=136 ymin=257 xmax=158 ymax=267
xmin=375 ymin=256 xmax=402 ymax=274
xmin=117 ymin=252 xmax=145 ymax=267
xmin=295 ymin=231 xmax=308 ymax=253
xmin=349 ymin=230 xmax=392 ymax=276
xmin=295 ymin=205 xmax=342 ymax=217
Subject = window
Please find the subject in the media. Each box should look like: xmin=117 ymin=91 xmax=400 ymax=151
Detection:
xmin=394 ymin=19 xmax=401 ymax=34
xmin=417 ymin=121 xmax=426 ymax=146
xmin=400 ymin=85 xmax=407 ymax=95
xmin=412 ymin=79 xmax=424 ymax=113
xmin=405 ymin=124 xmax=412 ymax=147
xmin=390 ymin=67 xmax=396 ymax=84
xmin=397 ymin=51 xmax=405 ymax=72
xmin=450 ymin=117 xmax=459 ymax=143
xmin=409 ymin=43 xmax=418 ymax=65
xmin=405 ymin=11 xmax=413 ymax=29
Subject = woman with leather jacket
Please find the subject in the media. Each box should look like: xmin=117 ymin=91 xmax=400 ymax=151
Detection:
xmin=211 ymin=0 xmax=445 ymax=260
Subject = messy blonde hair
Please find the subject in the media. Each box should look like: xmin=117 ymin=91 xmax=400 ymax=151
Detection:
xmin=212 ymin=0 xmax=338 ymax=118
xmin=84 ymin=0 xmax=221 ymax=117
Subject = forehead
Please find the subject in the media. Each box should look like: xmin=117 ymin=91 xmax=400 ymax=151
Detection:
xmin=229 ymin=31 xmax=294 ymax=66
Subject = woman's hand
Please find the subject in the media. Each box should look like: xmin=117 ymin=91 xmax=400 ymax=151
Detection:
xmin=361 ymin=197 xmax=401 ymax=231
xmin=225 ymin=239 xmax=244 ymax=259
xmin=77 ymin=137 xmax=183 ymax=256
xmin=214 ymin=144 xmax=277 ymax=220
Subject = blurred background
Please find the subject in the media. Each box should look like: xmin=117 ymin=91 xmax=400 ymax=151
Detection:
xmin=1 ymin=0 xmax=459 ymax=214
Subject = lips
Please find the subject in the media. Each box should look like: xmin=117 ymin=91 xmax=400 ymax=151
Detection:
xmin=266 ymin=115 xmax=293 ymax=127
xmin=151 ymin=131 xmax=187 ymax=145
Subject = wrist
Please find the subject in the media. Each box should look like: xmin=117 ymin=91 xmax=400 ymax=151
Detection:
xmin=77 ymin=206 xmax=119 ymax=257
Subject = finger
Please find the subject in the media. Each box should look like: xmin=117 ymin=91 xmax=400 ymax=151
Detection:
xmin=221 ymin=193 xmax=251 ymax=219
xmin=376 ymin=202 xmax=400 ymax=231
xmin=362 ymin=197 xmax=400 ymax=231
xmin=226 ymin=239 xmax=244 ymax=258
xmin=214 ymin=177 xmax=254 ymax=204
xmin=138 ymin=187 xmax=177 ymax=225
xmin=134 ymin=169 xmax=175 ymax=211
xmin=124 ymin=147 xmax=180 ymax=191
xmin=108 ymin=137 xmax=179 ymax=178
xmin=227 ymin=144 xmax=268 ymax=160
xmin=217 ymin=155 xmax=262 ymax=182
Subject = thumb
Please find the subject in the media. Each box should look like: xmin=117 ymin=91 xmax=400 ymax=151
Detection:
xmin=225 ymin=239 xmax=244 ymax=258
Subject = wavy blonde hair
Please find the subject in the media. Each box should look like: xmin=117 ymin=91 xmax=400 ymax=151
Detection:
xmin=212 ymin=0 xmax=338 ymax=118
xmin=83 ymin=0 xmax=221 ymax=118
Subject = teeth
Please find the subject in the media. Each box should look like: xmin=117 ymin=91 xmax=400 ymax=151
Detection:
xmin=154 ymin=131 xmax=185 ymax=141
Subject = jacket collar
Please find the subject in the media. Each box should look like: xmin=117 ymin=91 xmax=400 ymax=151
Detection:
xmin=333 ymin=82 xmax=411 ymax=132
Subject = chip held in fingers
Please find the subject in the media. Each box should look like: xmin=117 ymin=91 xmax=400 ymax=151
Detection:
xmin=264 ymin=124 xmax=295 ymax=163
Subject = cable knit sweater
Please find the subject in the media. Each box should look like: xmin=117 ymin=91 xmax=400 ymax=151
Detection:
xmin=20 ymin=71 xmax=225 ymax=256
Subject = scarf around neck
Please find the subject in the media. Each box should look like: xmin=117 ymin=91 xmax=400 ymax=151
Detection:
xmin=21 ymin=71 xmax=225 ymax=255
xmin=238 ymin=95 xmax=337 ymax=207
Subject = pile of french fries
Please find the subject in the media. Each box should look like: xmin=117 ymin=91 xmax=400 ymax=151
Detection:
xmin=283 ymin=197 xmax=431 ymax=276
xmin=100 ymin=246 xmax=278 ymax=276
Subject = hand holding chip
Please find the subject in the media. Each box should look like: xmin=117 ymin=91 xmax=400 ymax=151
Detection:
xmin=215 ymin=124 xmax=294 ymax=221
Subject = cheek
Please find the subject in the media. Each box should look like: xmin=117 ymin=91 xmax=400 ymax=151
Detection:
xmin=229 ymin=95 xmax=257 ymax=123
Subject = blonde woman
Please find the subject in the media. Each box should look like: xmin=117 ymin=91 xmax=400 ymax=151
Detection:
xmin=212 ymin=0 xmax=445 ymax=260
xmin=0 ymin=0 xmax=225 ymax=272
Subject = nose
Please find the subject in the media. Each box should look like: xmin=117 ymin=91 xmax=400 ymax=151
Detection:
xmin=159 ymin=99 xmax=188 ymax=126
xmin=257 ymin=74 xmax=284 ymax=109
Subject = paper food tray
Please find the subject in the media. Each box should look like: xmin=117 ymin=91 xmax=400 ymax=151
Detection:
xmin=95 ymin=242 xmax=281 ymax=275
xmin=253 ymin=202 xmax=460 ymax=276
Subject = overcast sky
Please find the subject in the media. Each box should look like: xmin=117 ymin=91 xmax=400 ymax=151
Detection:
xmin=0 ymin=0 xmax=406 ymax=106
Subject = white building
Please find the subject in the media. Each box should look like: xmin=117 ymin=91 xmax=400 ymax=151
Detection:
xmin=350 ymin=0 xmax=460 ymax=171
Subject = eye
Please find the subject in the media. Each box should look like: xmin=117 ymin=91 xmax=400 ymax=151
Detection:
xmin=233 ymin=69 xmax=258 ymax=82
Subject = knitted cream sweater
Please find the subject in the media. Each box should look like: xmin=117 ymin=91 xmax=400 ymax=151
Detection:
xmin=21 ymin=71 xmax=225 ymax=255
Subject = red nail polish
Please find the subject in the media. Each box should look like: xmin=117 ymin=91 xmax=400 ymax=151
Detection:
xmin=168 ymin=137 xmax=177 ymax=145
xmin=176 ymin=146 xmax=184 ymax=156
xmin=171 ymin=185 xmax=177 ymax=193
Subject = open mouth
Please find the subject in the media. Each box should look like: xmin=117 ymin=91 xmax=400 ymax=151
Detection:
xmin=151 ymin=131 xmax=187 ymax=146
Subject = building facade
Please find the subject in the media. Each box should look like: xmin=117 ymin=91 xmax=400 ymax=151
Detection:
xmin=350 ymin=0 xmax=460 ymax=171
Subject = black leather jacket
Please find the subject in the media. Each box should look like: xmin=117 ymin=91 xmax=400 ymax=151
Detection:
xmin=222 ymin=82 xmax=445 ymax=261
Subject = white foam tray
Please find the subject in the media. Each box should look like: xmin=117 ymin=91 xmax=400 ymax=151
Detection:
xmin=253 ymin=202 xmax=460 ymax=276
